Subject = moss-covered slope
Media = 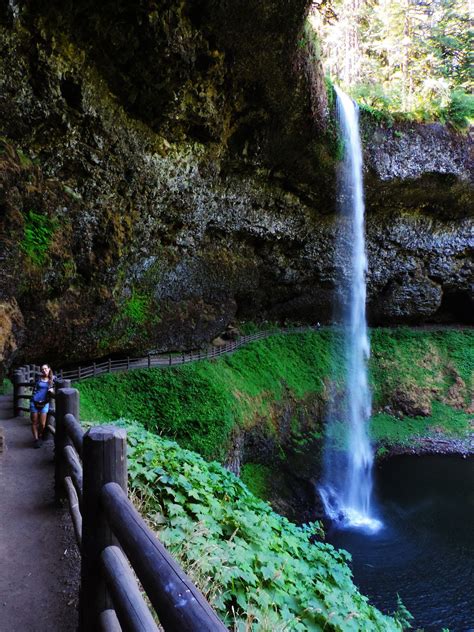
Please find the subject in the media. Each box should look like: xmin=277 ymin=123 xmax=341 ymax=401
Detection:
xmin=78 ymin=328 xmax=474 ymax=464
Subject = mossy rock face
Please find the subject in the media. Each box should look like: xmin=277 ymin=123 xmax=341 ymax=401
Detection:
xmin=0 ymin=2 xmax=472 ymax=372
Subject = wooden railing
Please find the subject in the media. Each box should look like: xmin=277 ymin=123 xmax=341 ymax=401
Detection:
xmin=13 ymin=376 xmax=227 ymax=631
xmin=10 ymin=326 xmax=321 ymax=630
xmin=50 ymin=325 xmax=321 ymax=383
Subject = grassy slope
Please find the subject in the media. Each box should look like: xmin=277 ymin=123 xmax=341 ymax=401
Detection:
xmin=369 ymin=328 xmax=473 ymax=450
xmin=78 ymin=328 xmax=474 ymax=460
xmin=78 ymin=331 xmax=344 ymax=459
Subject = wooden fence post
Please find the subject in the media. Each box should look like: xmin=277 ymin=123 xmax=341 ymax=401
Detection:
xmin=56 ymin=379 xmax=72 ymax=390
xmin=80 ymin=425 xmax=127 ymax=632
xmin=13 ymin=370 xmax=23 ymax=417
xmin=55 ymin=388 xmax=79 ymax=502
xmin=148 ymin=354 xmax=151 ymax=369
xmin=108 ymin=358 xmax=112 ymax=373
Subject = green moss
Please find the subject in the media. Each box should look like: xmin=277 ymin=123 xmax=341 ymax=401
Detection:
xmin=369 ymin=328 xmax=473 ymax=407
xmin=97 ymin=285 xmax=162 ymax=351
xmin=240 ymin=463 xmax=273 ymax=500
xmin=79 ymin=331 xmax=344 ymax=459
xmin=20 ymin=210 xmax=58 ymax=266
xmin=370 ymin=402 xmax=472 ymax=447
xmin=121 ymin=291 xmax=154 ymax=324
xmin=78 ymin=328 xmax=474 ymax=461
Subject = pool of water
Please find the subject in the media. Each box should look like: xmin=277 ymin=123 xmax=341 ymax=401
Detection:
xmin=326 ymin=455 xmax=474 ymax=631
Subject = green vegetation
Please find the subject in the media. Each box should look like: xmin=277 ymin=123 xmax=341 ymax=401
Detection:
xmin=20 ymin=210 xmax=58 ymax=266
xmin=121 ymin=290 xmax=155 ymax=324
xmin=76 ymin=328 xmax=472 ymax=627
xmin=371 ymin=402 xmax=472 ymax=451
xmin=369 ymin=328 xmax=473 ymax=408
xmin=241 ymin=463 xmax=273 ymax=500
xmin=0 ymin=379 xmax=12 ymax=395
xmin=311 ymin=0 xmax=473 ymax=129
xmin=80 ymin=331 xmax=345 ymax=459
xmin=79 ymin=328 xmax=473 ymax=462
xmin=368 ymin=327 xmax=473 ymax=453
xmin=98 ymin=288 xmax=161 ymax=351
xmin=118 ymin=420 xmax=400 ymax=631
xmin=356 ymin=84 xmax=474 ymax=130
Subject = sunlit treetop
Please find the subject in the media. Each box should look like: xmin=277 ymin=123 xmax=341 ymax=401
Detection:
xmin=309 ymin=0 xmax=473 ymax=126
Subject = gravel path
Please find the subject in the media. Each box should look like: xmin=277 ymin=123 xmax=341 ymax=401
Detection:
xmin=0 ymin=395 xmax=80 ymax=632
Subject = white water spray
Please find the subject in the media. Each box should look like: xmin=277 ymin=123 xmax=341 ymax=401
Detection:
xmin=319 ymin=87 xmax=382 ymax=533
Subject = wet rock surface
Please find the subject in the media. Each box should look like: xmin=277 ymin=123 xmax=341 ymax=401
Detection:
xmin=382 ymin=434 xmax=474 ymax=459
xmin=0 ymin=1 xmax=472 ymax=373
xmin=363 ymin=119 xmax=473 ymax=183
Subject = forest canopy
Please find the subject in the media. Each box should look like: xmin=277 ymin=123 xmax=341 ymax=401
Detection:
xmin=310 ymin=0 xmax=473 ymax=127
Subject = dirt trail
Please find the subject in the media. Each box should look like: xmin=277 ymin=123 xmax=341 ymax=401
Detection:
xmin=0 ymin=395 xmax=80 ymax=632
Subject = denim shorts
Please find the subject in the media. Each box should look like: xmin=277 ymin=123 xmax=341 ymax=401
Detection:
xmin=30 ymin=402 xmax=50 ymax=414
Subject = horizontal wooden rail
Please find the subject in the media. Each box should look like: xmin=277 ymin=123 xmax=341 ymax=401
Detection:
xmin=102 ymin=482 xmax=227 ymax=632
xmin=101 ymin=546 xmax=160 ymax=632
xmin=64 ymin=413 xmax=84 ymax=457
xmin=99 ymin=609 xmax=122 ymax=632
xmin=46 ymin=325 xmax=321 ymax=383
xmin=63 ymin=445 xmax=83 ymax=505
xmin=64 ymin=475 xmax=82 ymax=548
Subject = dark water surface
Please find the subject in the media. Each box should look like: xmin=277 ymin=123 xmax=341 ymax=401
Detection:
xmin=327 ymin=455 xmax=474 ymax=631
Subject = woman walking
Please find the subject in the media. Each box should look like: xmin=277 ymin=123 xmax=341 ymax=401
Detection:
xmin=30 ymin=364 xmax=55 ymax=448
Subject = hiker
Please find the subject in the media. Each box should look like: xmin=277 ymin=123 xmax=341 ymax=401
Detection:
xmin=30 ymin=364 xmax=55 ymax=448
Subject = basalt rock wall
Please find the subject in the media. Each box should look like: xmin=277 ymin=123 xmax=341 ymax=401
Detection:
xmin=0 ymin=1 xmax=472 ymax=373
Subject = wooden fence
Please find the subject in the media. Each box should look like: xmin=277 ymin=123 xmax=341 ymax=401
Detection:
xmin=51 ymin=325 xmax=321 ymax=383
xmin=11 ymin=371 xmax=227 ymax=632
xmin=10 ymin=326 xmax=321 ymax=630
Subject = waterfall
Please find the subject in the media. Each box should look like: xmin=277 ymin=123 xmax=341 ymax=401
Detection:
xmin=319 ymin=87 xmax=382 ymax=533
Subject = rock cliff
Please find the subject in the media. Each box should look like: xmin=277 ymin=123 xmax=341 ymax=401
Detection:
xmin=0 ymin=0 xmax=472 ymax=372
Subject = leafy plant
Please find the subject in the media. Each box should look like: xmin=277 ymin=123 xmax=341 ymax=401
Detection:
xmin=443 ymin=90 xmax=474 ymax=130
xmin=116 ymin=420 xmax=401 ymax=631
xmin=21 ymin=210 xmax=58 ymax=266
xmin=121 ymin=290 xmax=153 ymax=324
xmin=391 ymin=594 xmax=414 ymax=629
xmin=0 ymin=378 xmax=12 ymax=395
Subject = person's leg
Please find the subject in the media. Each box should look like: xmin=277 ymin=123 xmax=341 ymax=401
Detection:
xmin=39 ymin=412 xmax=48 ymax=439
xmin=31 ymin=411 xmax=39 ymax=440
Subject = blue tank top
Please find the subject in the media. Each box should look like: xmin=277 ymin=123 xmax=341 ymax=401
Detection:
xmin=32 ymin=379 xmax=51 ymax=403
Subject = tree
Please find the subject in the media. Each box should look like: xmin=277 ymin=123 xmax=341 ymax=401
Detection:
xmin=309 ymin=0 xmax=473 ymax=122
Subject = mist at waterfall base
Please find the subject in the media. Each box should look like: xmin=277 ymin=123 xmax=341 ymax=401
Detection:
xmin=327 ymin=455 xmax=474 ymax=630
xmin=319 ymin=87 xmax=381 ymax=533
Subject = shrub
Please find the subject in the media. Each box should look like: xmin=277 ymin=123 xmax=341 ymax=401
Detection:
xmin=121 ymin=420 xmax=400 ymax=631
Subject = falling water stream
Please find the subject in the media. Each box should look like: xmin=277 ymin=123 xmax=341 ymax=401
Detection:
xmin=314 ymin=88 xmax=473 ymax=630
xmin=319 ymin=87 xmax=381 ymax=533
